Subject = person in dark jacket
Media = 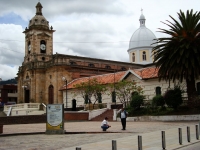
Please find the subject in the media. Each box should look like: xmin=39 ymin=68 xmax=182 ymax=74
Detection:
xmin=118 ymin=108 xmax=128 ymax=130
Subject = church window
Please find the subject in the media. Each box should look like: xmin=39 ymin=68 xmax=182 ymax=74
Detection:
xmin=142 ymin=51 xmax=146 ymax=61
xmin=132 ymin=53 xmax=135 ymax=62
xmin=88 ymin=63 xmax=95 ymax=67
xmin=105 ymin=65 xmax=111 ymax=69
xmin=155 ymin=86 xmax=161 ymax=95
xmin=35 ymin=19 xmax=38 ymax=22
xmin=197 ymin=82 xmax=200 ymax=95
xmin=28 ymin=41 xmax=31 ymax=54
xmin=42 ymin=57 xmax=45 ymax=61
xmin=26 ymin=74 xmax=29 ymax=79
xmin=121 ymin=67 xmax=126 ymax=71
xmin=70 ymin=61 xmax=77 ymax=65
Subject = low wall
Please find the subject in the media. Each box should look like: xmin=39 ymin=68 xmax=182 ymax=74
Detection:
xmin=64 ymin=111 xmax=89 ymax=121
xmin=0 ymin=115 xmax=46 ymax=125
xmin=89 ymin=108 xmax=107 ymax=120
xmin=117 ymin=115 xmax=200 ymax=122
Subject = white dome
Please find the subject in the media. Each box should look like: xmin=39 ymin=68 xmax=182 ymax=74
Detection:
xmin=128 ymin=13 xmax=157 ymax=49
xmin=129 ymin=27 xmax=156 ymax=49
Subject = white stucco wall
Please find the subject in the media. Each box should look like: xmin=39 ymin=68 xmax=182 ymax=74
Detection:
xmin=62 ymin=74 xmax=200 ymax=108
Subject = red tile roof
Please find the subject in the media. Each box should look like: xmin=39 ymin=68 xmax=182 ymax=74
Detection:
xmin=132 ymin=67 xmax=159 ymax=79
xmin=60 ymin=71 xmax=126 ymax=90
xmin=60 ymin=67 xmax=159 ymax=91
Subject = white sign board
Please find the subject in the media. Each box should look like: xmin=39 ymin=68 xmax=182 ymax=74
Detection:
xmin=47 ymin=104 xmax=62 ymax=127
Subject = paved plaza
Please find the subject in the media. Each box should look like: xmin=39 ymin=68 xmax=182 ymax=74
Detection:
xmin=0 ymin=121 xmax=200 ymax=150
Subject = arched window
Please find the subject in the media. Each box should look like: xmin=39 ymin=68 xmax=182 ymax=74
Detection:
xmin=155 ymin=86 xmax=161 ymax=95
xmin=197 ymin=82 xmax=200 ymax=95
xmin=142 ymin=51 xmax=146 ymax=61
xmin=88 ymin=63 xmax=95 ymax=67
xmin=70 ymin=61 xmax=77 ymax=65
xmin=105 ymin=65 xmax=111 ymax=69
xmin=121 ymin=67 xmax=126 ymax=71
xmin=40 ymin=40 xmax=46 ymax=53
xmin=132 ymin=53 xmax=135 ymax=62
xmin=48 ymin=85 xmax=54 ymax=104
xmin=28 ymin=41 xmax=31 ymax=54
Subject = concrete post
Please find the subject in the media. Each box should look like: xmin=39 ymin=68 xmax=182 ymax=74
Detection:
xmin=196 ymin=125 xmax=199 ymax=140
xmin=187 ymin=126 xmax=190 ymax=142
xmin=138 ymin=135 xmax=142 ymax=150
xmin=113 ymin=109 xmax=117 ymax=121
xmin=178 ymin=128 xmax=182 ymax=145
xmin=112 ymin=140 xmax=117 ymax=150
xmin=161 ymin=131 xmax=166 ymax=149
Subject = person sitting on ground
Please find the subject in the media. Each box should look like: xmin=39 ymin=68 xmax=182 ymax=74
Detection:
xmin=101 ymin=117 xmax=111 ymax=131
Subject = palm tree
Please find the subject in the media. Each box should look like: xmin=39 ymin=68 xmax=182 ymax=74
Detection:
xmin=152 ymin=9 xmax=200 ymax=103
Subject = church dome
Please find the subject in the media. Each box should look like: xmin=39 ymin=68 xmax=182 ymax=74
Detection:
xmin=28 ymin=2 xmax=49 ymax=30
xmin=129 ymin=13 xmax=156 ymax=49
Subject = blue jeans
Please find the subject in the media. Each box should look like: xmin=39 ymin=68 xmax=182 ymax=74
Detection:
xmin=101 ymin=125 xmax=109 ymax=131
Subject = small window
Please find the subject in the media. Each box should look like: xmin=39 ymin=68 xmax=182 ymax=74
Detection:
xmin=42 ymin=57 xmax=45 ymax=61
xmin=142 ymin=51 xmax=146 ymax=61
xmin=70 ymin=61 xmax=77 ymax=65
xmin=197 ymin=82 xmax=200 ymax=95
xmin=112 ymin=91 xmax=116 ymax=102
xmin=132 ymin=53 xmax=135 ymax=62
xmin=26 ymin=75 xmax=29 ymax=79
xmin=97 ymin=93 xmax=102 ymax=103
xmin=121 ymin=67 xmax=126 ymax=71
xmin=156 ymin=86 xmax=161 ymax=95
xmin=88 ymin=63 xmax=95 ymax=67
xmin=105 ymin=65 xmax=111 ymax=69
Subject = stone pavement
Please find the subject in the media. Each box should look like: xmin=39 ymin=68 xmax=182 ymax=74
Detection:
xmin=0 ymin=121 xmax=200 ymax=150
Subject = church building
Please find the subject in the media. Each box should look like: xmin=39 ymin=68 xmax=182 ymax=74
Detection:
xmin=17 ymin=2 xmax=155 ymax=105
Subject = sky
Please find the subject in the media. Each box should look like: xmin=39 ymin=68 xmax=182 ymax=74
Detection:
xmin=0 ymin=0 xmax=199 ymax=80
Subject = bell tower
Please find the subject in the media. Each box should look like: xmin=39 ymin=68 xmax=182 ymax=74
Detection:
xmin=23 ymin=2 xmax=55 ymax=64
xmin=18 ymin=2 xmax=56 ymax=104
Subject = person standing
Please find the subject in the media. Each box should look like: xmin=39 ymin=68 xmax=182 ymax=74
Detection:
xmin=101 ymin=117 xmax=111 ymax=131
xmin=118 ymin=108 xmax=128 ymax=130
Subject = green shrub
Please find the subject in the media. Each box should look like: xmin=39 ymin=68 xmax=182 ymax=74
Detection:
xmin=164 ymin=86 xmax=183 ymax=110
xmin=152 ymin=95 xmax=165 ymax=108
xmin=130 ymin=94 xmax=145 ymax=110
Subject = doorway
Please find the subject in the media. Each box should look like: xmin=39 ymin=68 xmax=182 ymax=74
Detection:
xmin=48 ymin=85 xmax=54 ymax=104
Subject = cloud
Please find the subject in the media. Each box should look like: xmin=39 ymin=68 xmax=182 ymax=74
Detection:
xmin=0 ymin=0 xmax=200 ymax=80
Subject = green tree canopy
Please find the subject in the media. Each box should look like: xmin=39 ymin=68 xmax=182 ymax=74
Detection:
xmin=152 ymin=9 xmax=200 ymax=102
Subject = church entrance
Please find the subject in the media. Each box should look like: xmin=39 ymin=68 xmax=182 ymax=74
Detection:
xmin=48 ymin=85 xmax=54 ymax=104
xmin=24 ymin=89 xmax=30 ymax=103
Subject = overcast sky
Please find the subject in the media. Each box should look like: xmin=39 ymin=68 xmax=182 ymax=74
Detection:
xmin=0 ymin=0 xmax=199 ymax=80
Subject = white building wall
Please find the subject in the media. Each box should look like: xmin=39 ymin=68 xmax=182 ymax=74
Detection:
xmin=63 ymin=74 xmax=200 ymax=108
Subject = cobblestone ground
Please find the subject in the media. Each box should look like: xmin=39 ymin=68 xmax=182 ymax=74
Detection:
xmin=0 ymin=121 xmax=199 ymax=150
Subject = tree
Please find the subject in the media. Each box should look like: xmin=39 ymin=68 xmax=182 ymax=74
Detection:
xmin=152 ymin=9 xmax=200 ymax=103
xmin=73 ymin=78 xmax=107 ymax=108
xmin=108 ymin=80 xmax=143 ymax=107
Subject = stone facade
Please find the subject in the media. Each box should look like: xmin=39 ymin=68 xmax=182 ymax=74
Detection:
xmin=17 ymin=2 xmax=148 ymax=105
